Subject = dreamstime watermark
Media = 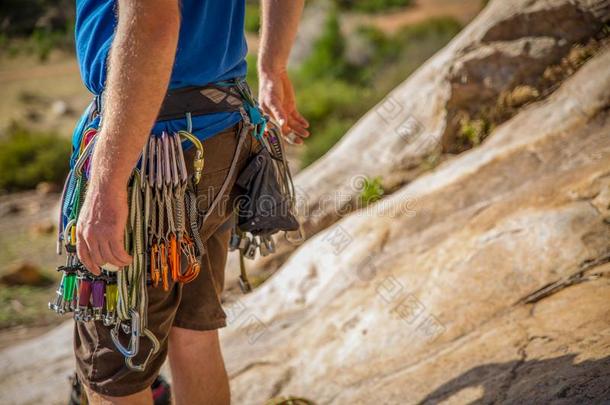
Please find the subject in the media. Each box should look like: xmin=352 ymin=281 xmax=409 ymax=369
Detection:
xmin=375 ymin=95 xmax=441 ymax=154
xmin=194 ymin=176 xmax=417 ymax=223
xmin=347 ymin=254 xmax=447 ymax=342
xmin=322 ymin=224 xmax=354 ymax=255
xmin=379 ymin=276 xmax=446 ymax=342
xmin=224 ymin=298 xmax=268 ymax=345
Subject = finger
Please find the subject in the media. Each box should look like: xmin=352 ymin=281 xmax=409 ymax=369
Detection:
xmin=288 ymin=125 xmax=309 ymax=139
xmin=99 ymin=239 xmax=131 ymax=268
xmin=109 ymin=238 xmax=132 ymax=266
xmin=287 ymin=116 xmax=310 ymax=138
xmin=86 ymin=238 xmax=104 ymax=273
xmin=76 ymin=236 xmax=99 ymax=275
xmin=291 ymin=110 xmax=309 ymax=128
xmin=284 ymin=131 xmax=304 ymax=145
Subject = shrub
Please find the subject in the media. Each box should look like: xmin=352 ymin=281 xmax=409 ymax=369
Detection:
xmin=296 ymin=17 xmax=462 ymax=168
xmin=299 ymin=9 xmax=347 ymax=80
xmin=458 ymin=117 xmax=490 ymax=147
xmin=0 ymin=124 xmax=71 ymax=192
xmin=294 ymin=77 xmax=370 ymax=125
xmin=245 ymin=53 xmax=259 ymax=93
xmin=0 ymin=0 xmax=75 ymax=59
xmin=359 ymin=176 xmax=384 ymax=205
xmin=244 ymin=2 xmax=261 ymax=33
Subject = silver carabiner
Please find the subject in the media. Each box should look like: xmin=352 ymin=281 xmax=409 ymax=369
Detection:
xmin=110 ymin=309 xmax=141 ymax=358
xmin=125 ymin=328 xmax=161 ymax=372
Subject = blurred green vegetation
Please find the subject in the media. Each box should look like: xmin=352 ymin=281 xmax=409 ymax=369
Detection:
xmin=293 ymin=14 xmax=462 ymax=166
xmin=0 ymin=285 xmax=62 ymax=328
xmin=245 ymin=2 xmax=261 ymax=33
xmin=300 ymin=10 xmax=348 ymax=79
xmin=458 ymin=117 xmax=490 ymax=148
xmin=0 ymin=0 xmax=75 ymax=61
xmin=336 ymin=0 xmax=413 ymax=13
xmin=243 ymin=6 xmax=461 ymax=167
xmin=0 ymin=124 xmax=71 ymax=192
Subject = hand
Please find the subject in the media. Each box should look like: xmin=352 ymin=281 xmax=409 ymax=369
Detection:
xmin=76 ymin=182 xmax=132 ymax=275
xmin=258 ymin=67 xmax=309 ymax=144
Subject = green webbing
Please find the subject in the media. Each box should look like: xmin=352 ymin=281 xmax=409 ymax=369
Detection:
xmin=63 ymin=274 xmax=77 ymax=301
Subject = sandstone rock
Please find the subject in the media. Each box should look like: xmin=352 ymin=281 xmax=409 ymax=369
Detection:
xmin=281 ymin=0 xmax=608 ymax=255
xmin=218 ymin=46 xmax=610 ymax=404
xmin=0 ymin=322 xmax=74 ymax=404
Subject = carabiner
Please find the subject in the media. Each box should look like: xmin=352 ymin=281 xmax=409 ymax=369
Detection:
xmin=177 ymin=130 xmax=205 ymax=185
xmin=110 ymin=309 xmax=141 ymax=358
xmin=63 ymin=219 xmax=77 ymax=249
xmin=160 ymin=242 xmax=169 ymax=291
xmin=150 ymin=243 xmax=160 ymax=287
xmin=178 ymin=236 xmax=200 ymax=283
xmin=73 ymin=134 xmax=97 ymax=177
xmin=169 ymin=234 xmax=180 ymax=281
xmin=125 ymin=328 xmax=161 ymax=372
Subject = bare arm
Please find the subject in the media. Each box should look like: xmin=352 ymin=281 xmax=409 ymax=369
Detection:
xmin=77 ymin=0 xmax=180 ymax=274
xmin=258 ymin=0 xmax=309 ymax=143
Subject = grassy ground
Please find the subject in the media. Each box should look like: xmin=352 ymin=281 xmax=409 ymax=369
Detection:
xmin=0 ymin=190 xmax=64 ymax=332
xmin=0 ymin=50 xmax=90 ymax=137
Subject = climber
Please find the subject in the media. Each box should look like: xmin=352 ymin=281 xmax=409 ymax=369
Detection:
xmin=70 ymin=1 xmax=308 ymax=404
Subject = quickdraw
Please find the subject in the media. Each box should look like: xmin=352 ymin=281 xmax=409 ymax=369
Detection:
xmin=50 ymin=122 xmax=206 ymax=371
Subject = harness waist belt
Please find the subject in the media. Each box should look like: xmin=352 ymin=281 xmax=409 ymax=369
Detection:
xmin=157 ymin=83 xmax=245 ymax=121
xmin=94 ymin=81 xmax=247 ymax=122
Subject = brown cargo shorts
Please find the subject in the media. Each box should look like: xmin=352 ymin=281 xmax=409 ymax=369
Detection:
xmin=74 ymin=123 xmax=257 ymax=397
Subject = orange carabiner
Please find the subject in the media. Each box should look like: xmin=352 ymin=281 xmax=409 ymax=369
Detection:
xmin=160 ymin=242 xmax=169 ymax=291
xmin=169 ymin=235 xmax=181 ymax=281
xmin=150 ymin=244 xmax=160 ymax=287
xmin=178 ymin=236 xmax=201 ymax=283
xmin=182 ymin=260 xmax=200 ymax=284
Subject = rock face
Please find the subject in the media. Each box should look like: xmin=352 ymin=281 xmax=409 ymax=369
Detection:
xmin=219 ymin=46 xmax=610 ymax=404
xmin=1 ymin=1 xmax=610 ymax=404
xmin=249 ymin=0 xmax=610 ymax=275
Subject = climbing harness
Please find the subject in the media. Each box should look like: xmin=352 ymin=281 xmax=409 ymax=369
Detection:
xmin=49 ymin=78 xmax=300 ymax=370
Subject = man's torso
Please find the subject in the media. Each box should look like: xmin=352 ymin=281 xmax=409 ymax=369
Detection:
xmin=74 ymin=0 xmax=248 ymax=141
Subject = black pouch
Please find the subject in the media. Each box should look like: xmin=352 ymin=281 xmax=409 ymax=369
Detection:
xmin=234 ymin=147 xmax=299 ymax=235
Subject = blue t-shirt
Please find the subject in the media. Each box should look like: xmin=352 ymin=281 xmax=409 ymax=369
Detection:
xmin=74 ymin=0 xmax=248 ymax=141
